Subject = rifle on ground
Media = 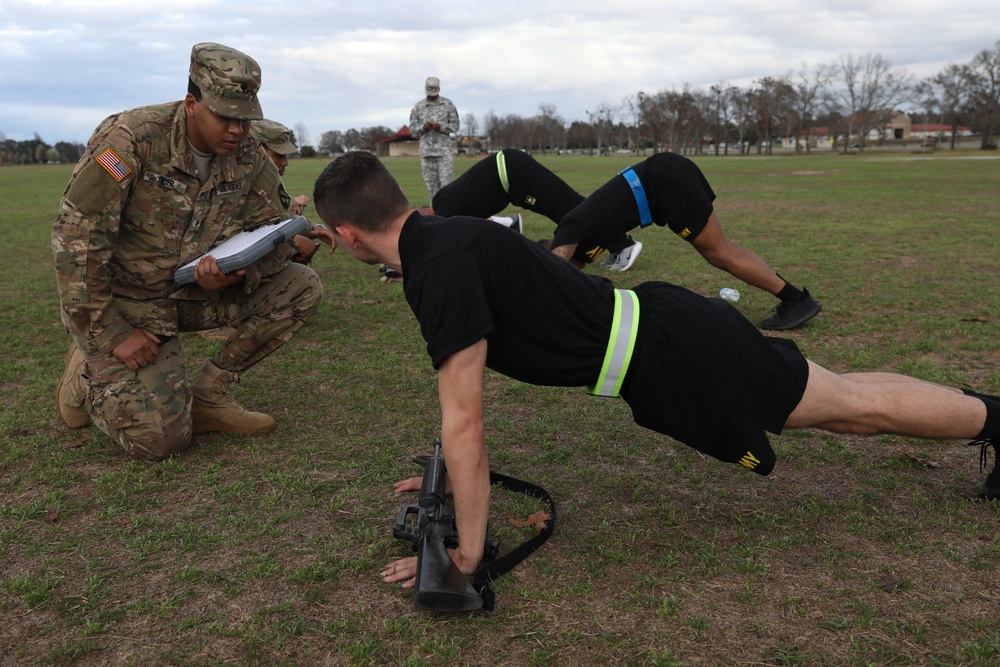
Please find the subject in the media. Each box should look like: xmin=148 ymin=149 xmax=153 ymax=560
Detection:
xmin=392 ymin=438 xmax=556 ymax=613
xmin=392 ymin=439 xmax=498 ymax=612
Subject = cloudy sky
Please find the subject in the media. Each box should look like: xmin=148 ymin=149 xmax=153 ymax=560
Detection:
xmin=1 ymin=0 xmax=997 ymax=145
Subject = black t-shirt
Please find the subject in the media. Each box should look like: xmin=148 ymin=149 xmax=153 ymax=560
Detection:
xmin=398 ymin=211 xmax=808 ymax=477
xmin=552 ymin=153 xmax=717 ymax=257
xmin=399 ymin=211 xmax=615 ymax=387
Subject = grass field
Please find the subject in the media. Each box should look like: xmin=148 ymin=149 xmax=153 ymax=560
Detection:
xmin=2 ymin=150 xmax=1000 ymax=666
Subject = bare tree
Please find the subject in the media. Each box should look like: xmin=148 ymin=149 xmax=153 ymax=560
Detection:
xmin=592 ymin=102 xmax=617 ymax=155
xmin=728 ymin=86 xmax=758 ymax=154
xmin=482 ymin=110 xmax=498 ymax=153
xmin=714 ymin=85 xmax=741 ymax=155
xmin=833 ymin=52 xmax=913 ymax=152
xmin=709 ymin=83 xmax=726 ymax=155
xmin=916 ymin=64 xmax=973 ymax=149
xmin=965 ymin=40 xmax=1000 ymax=149
xmin=462 ymin=112 xmax=478 ymax=154
xmin=622 ymin=94 xmax=643 ymax=154
xmin=750 ymin=76 xmax=795 ymax=155
xmin=791 ymin=63 xmax=835 ymax=153
xmin=535 ymin=104 xmax=565 ymax=153
xmin=294 ymin=123 xmax=312 ymax=151
xmin=686 ymin=87 xmax=714 ymax=155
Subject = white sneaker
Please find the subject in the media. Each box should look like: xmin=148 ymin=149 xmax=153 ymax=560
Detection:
xmin=614 ymin=240 xmax=643 ymax=272
xmin=600 ymin=251 xmax=620 ymax=269
xmin=509 ymin=213 xmax=522 ymax=234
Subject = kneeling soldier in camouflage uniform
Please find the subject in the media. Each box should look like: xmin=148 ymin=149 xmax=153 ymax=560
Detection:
xmin=52 ymin=42 xmax=324 ymax=460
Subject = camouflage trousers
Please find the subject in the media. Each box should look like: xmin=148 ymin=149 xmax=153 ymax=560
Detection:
xmin=420 ymin=155 xmax=454 ymax=203
xmin=80 ymin=263 xmax=323 ymax=460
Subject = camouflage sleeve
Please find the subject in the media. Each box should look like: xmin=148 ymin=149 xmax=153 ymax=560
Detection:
xmin=442 ymin=100 xmax=460 ymax=135
xmin=51 ymin=116 xmax=140 ymax=355
xmin=237 ymin=156 xmax=294 ymax=293
xmin=408 ymin=103 xmax=424 ymax=138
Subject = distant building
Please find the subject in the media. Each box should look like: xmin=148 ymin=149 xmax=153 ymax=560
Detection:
xmin=781 ymin=110 xmax=915 ymax=149
xmin=910 ymin=123 xmax=974 ymax=138
xmin=375 ymin=126 xmax=420 ymax=158
xmin=780 ymin=127 xmax=837 ymax=150
xmin=868 ymin=110 xmax=911 ymax=141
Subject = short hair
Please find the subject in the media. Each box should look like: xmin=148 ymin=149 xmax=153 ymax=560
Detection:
xmin=313 ymin=151 xmax=411 ymax=233
xmin=187 ymin=78 xmax=202 ymax=101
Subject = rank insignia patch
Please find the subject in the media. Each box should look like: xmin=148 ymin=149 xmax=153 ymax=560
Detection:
xmin=96 ymin=148 xmax=131 ymax=182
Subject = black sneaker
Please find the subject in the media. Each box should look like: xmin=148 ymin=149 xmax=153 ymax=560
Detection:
xmin=760 ymin=289 xmax=822 ymax=330
xmin=969 ymin=439 xmax=1000 ymax=500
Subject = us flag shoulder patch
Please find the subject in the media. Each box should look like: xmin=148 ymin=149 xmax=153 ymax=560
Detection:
xmin=96 ymin=148 xmax=131 ymax=182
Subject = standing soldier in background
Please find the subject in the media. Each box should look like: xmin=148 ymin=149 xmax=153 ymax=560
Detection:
xmin=409 ymin=76 xmax=460 ymax=203
xmin=53 ymin=43 xmax=323 ymax=460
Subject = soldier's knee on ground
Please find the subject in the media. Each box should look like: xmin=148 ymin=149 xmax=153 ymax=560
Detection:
xmin=117 ymin=414 xmax=192 ymax=460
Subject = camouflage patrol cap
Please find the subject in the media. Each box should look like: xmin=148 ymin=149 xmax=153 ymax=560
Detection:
xmin=251 ymin=119 xmax=298 ymax=155
xmin=189 ymin=42 xmax=263 ymax=120
xmin=425 ymin=76 xmax=440 ymax=94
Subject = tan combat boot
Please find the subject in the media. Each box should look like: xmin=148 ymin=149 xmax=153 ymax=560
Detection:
xmin=190 ymin=360 xmax=276 ymax=434
xmin=57 ymin=342 xmax=91 ymax=428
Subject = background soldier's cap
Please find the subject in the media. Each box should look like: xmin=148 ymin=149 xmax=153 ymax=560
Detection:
xmin=189 ymin=42 xmax=263 ymax=120
xmin=425 ymin=76 xmax=441 ymax=94
xmin=251 ymin=119 xmax=299 ymax=156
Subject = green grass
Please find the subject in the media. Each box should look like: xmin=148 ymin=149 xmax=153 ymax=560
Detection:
xmin=2 ymin=150 xmax=1000 ymax=665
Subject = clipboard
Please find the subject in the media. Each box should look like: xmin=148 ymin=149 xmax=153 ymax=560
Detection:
xmin=173 ymin=216 xmax=309 ymax=284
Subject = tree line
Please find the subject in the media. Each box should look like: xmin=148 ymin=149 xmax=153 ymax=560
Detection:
xmin=0 ymin=132 xmax=85 ymax=166
xmin=313 ymin=44 xmax=999 ymax=157
xmin=4 ymin=44 xmax=997 ymax=166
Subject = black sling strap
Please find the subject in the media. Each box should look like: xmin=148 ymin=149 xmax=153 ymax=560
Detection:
xmin=472 ymin=471 xmax=557 ymax=612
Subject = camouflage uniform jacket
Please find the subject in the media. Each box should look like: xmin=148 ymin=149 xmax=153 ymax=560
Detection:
xmin=52 ymin=101 xmax=293 ymax=357
xmin=408 ymin=97 xmax=460 ymax=157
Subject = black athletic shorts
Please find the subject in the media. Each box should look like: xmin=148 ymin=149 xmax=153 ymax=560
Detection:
xmin=619 ymin=282 xmax=809 ymax=476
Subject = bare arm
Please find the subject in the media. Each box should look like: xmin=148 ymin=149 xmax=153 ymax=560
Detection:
xmin=548 ymin=242 xmax=586 ymax=269
xmin=380 ymin=338 xmax=492 ymax=588
xmin=437 ymin=338 xmax=492 ymax=574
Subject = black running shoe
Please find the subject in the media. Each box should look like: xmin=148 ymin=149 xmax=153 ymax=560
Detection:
xmin=968 ymin=439 xmax=1000 ymax=500
xmin=761 ymin=289 xmax=822 ymax=330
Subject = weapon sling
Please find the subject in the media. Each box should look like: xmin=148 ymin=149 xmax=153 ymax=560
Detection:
xmin=472 ymin=470 xmax=557 ymax=612
xmin=401 ymin=452 xmax=556 ymax=612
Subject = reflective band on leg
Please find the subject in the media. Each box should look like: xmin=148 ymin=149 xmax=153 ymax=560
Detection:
xmin=588 ymin=289 xmax=640 ymax=398
xmin=620 ymin=167 xmax=653 ymax=228
xmin=496 ymin=151 xmax=510 ymax=194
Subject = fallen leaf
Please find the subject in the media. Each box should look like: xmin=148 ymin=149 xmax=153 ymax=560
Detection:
xmin=903 ymin=453 xmax=940 ymax=469
xmin=961 ymin=316 xmax=988 ymax=323
xmin=60 ymin=438 xmax=87 ymax=449
xmin=45 ymin=507 xmax=59 ymax=524
xmin=509 ymin=510 xmax=552 ymax=534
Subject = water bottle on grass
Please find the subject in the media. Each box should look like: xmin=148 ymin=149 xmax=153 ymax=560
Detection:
xmin=719 ymin=288 xmax=740 ymax=303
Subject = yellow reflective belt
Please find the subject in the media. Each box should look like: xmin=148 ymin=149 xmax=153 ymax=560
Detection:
xmin=496 ymin=151 xmax=510 ymax=193
xmin=588 ymin=289 xmax=640 ymax=398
